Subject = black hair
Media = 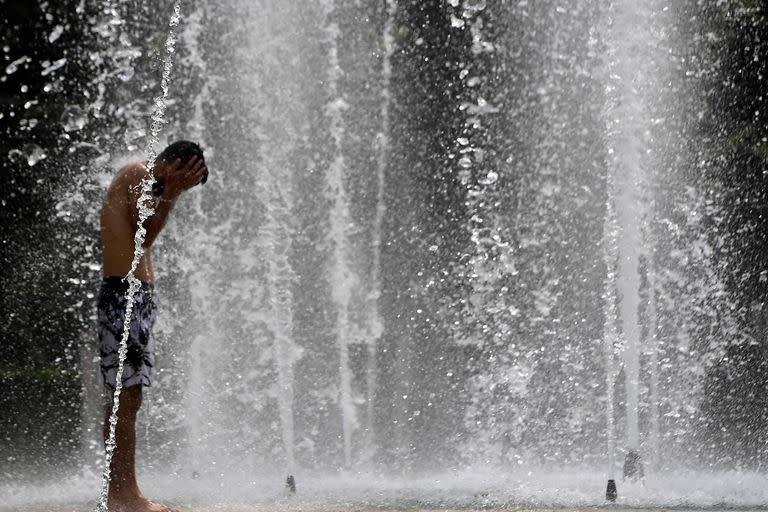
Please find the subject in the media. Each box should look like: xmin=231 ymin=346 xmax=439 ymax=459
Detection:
xmin=156 ymin=140 xmax=208 ymax=184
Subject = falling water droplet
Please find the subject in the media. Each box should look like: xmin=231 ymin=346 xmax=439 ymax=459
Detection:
xmin=118 ymin=67 xmax=135 ymax=82
xmin=481 ymin=171 xmax=499 ymax=185
xmin=123 ymin=127 xmax=145 ymax=147
xmin=61 ymin=105 xmax=87 ymax=132
xmin=464 ymin=0 xmax=487 ymax=15
xmin=5 ymin=56 xmax=31 ymax=75
xmin=22 ymin=144 xmax=47 ymax=166
xmin=40 ymin=57 xmax=67 ymax=77
xmin=48 ymin=25 xmax=64 ymax=43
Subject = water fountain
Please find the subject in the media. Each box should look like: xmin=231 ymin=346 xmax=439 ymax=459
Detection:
xmin=361 ymin=0 xmax=397 ymax=467
xmin=2 ymin=0 xmax=767 ymax=510
xmin=323 ymin=1 xmax=357 ymax=470
xmin=603 ymin=0 xmax=649 ymax=481
xmin=602 ymin=171 xmax=620 ymax=500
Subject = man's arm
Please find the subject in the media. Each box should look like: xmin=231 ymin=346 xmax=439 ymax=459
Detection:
xmin=141 ymin=194 xmax=178 ymax=248
xmin=125 ymin=166 xmax=174 ymax=249
xmin=127 ymin=157 xmax=205 ymax=248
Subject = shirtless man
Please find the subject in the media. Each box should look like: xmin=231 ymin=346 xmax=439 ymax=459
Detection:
xmin=98 ymin=140 xmax=207 ymax=512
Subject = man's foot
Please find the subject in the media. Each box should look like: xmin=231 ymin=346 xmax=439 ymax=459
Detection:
xmin=108 ymin=494 xmax=179 ymax=512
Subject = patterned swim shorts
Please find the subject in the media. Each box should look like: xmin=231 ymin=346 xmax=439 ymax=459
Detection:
xmin=98 ymin=276 xmax=157 ymax=391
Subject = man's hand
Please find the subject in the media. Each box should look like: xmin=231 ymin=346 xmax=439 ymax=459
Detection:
xmin=160 ymin=156 xmax=207 ymax=200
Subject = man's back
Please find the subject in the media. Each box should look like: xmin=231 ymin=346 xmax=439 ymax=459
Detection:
xmin=100 ymin=163 xmax=155 ymax=283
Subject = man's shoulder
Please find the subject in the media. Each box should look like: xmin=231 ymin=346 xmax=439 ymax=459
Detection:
xmin=116 ymin=161 xmax=149 ymax=182
xmin=107 ymin=162 xmax=148 ymax=193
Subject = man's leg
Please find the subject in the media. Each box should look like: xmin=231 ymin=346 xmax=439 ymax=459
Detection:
xmin=102 ymin=386 xmax=174 ymax=512
xmin=103 ymin=385 xmax=142 ymax=502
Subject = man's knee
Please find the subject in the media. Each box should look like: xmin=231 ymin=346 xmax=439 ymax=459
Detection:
xmin=106 ymin=385 xmax=143 ymax=417
xmin=121 ymin=385 xmax=143 ymax=411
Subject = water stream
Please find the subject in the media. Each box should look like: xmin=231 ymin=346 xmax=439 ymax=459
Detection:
xmin=602 ymin=0 xmax=671 ymax=475
xmin=363 ymin=0 xmax=397 ymax=463
xmin=602 ymin=165 xmax=622 ymax=488
xmin=605 ymin=0 xmax=650 ymax=459
xmin=323 ymin=1 xmax=356 ymax=470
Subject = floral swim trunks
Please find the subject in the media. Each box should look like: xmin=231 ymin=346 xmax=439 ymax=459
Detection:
xmin=97 ymin=276 xmax=157 ymax=391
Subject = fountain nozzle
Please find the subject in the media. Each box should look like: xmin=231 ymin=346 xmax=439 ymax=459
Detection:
xmin=286 ymin=474 xmax=296 ymax=493
xmin=606 ymin=479 xmax=617 ymax=502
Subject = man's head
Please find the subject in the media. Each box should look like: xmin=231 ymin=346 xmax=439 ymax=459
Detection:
xmin=156 ymin=140 xmax=208 ymax=184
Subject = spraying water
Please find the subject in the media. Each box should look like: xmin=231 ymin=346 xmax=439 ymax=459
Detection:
xmin=641 ymin=3 xmax=674 ymax=471
xmin=603 ymin=0 xmax=674 ymax=478
xmin=3 ymin=0 xmax=766 ymax=506
xmin=453 ymin=0 xmax=505 ymax=282
xmin=322 ymin=2 xmax=357 ymax=470
xmin=602 ymin=172 xmax=620 ymax=490
xmin=96 ymin=2 xmax=183 ymax=510
xmin=603 ymin=0 xmax=655 ymax=468
xmin=24 ymin=0 xmax=747 ymax=496
xmin=647 ymin=240 xmax=661 ymax=468
xmin=363 ymin=0 xmax=397 ymax=461
xmin=262 ymin=198 xmax=299 ymax=477
xmin=177 ymin=4 xmax=209 ymax=477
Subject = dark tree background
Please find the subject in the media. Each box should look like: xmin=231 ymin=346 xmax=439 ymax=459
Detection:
xmin=692 ymin=1 xmax=768 ymax=468
xmin=1 ymin=0 xmax=93 ymax=474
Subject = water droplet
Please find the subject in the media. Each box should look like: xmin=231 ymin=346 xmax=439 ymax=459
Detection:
xmin=481 ymin=171 xmax=499 ymax=185
xmin=8 ymin=149 xmax=24 ymax=161
xmin=464 ymin=0 xmax=487 ymax=14
xmin=41 ymin=57 xmax=67 ymax=77
xmin=61 ymin=105 xmax=87 ymax=132
xmin=118 ymin=66 xmax=135 ymax=82
xmin=123 ymin=127 xmax=145 ymax=146
xmin=22 ymin=144 xmax=47 ymax=166
xmin=49 ymin=25 xmax=64 ymax=43
xmin=169 ymin=10 xmax=181 ymax=27
xmin=5 ymin=55 xmax=31 ymax=75
xmin=94 ymin=153 xmax=111 ymax=167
